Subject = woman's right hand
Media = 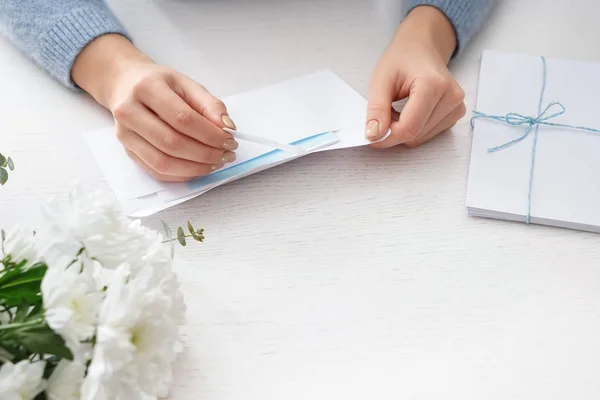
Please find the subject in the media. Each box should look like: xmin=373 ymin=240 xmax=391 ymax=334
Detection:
xmin=72 ymin=34 xmax=238 ymax=182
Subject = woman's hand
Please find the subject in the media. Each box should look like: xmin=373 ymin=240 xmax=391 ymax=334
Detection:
xmin=72 ymin=34 xmax=238 ymax=182
xmin=366 ymin=6 xmax=466 ymax=149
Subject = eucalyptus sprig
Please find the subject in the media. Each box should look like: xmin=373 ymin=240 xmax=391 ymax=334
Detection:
xmin=161 ymin=220 xmax=205 ymax=257
xmin=0 ymin=153 xmax=14 ymax=185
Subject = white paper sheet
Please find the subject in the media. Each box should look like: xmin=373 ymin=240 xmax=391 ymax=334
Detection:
xmin=466 ymin=50 xmax=600 ymax=232
xmin=84 ymin=70 xmax=377 ymax=216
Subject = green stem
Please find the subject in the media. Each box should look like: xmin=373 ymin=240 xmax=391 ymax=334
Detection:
xmin=0 ymin=318 xmax=44 ymax=331
xmin=161 ymin=234 xmax=194 ymax=244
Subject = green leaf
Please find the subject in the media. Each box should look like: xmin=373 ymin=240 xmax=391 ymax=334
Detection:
xmin=177 ymin=227 xmax=186 ymax=247
xmin=0 ymin=343 xmax=27 ymax=362
xmin=0 ymin=168 xmax=7 ymax=185
xmin=187 ymin=221 xmax=194 ymax=235
xmin=7 ymin=157 xmax=13 ymax=171
xmin=29 ymin=302 xmax=43 ymax=318
xmin=0 ymin=264 xmax=46 ymax=307
xmin=0 ymin=346 xmax=15 ymax=363
xmin=18 ymin=326 xmax=73 ymax=360
xmin=0 ymin=264 xmax=46 ymax=289
xmin=0 ymin=288 xmax=42 ymax=307
xmin=0 ymin=154 xmax=6 ymax=167
xmin=13 ymin=304 xmax=31 ymax=322
xmin=191 ymin=229 xmax=205 ymax=242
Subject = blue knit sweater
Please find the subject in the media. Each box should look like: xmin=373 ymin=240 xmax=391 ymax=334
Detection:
xmin=0 ymin=0 xmax=495 ymax=88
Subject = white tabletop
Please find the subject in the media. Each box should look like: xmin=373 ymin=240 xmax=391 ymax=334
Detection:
xmin=2 ymin=0 xmax=600 ymax=399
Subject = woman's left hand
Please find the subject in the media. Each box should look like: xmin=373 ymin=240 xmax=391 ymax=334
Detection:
xmin=365 ymin=6 xmax=466 ymax=149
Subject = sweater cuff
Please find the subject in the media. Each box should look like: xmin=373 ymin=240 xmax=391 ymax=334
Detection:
xmin=405 ymin=0 xmax=480 ymax=57
xmin=39 ymin=7 xmax=130 ymax=89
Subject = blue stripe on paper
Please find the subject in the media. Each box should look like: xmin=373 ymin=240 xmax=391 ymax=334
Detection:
xmin=186 ymin=131 xmax=337 ymax=191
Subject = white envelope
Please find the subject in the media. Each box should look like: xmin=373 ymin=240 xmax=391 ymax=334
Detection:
xmin=466 ymin=50 xmax=600 ymax=233
xmin=84 ymin=70 xmax=382 ymax=216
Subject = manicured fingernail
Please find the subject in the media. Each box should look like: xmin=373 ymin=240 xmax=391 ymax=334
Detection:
xmin=221 ymin=151 xmax=236 ymax=163
xmin=221 ymin=114 xmax=237 ymax=130
xmin=211 ymin=163 xmax=225 ymax=171
xmin=365 ymin=120 xmax=380 ymax=140
xmin=223 ymin=138 xmax=239 ymax=151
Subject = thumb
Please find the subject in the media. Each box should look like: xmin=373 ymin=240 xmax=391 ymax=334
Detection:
xmin=365 ymin=71 xmax=396 ymax=142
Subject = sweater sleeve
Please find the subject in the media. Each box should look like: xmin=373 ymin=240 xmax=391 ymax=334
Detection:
xmin=405 ymin=0 xmax=496 ymax=56
xmin=0 ymin=0 xmax=130 ymax=88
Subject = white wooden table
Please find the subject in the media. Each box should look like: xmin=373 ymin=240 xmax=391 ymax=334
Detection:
xmin=2 ymin=0 xmax=600 ymax=399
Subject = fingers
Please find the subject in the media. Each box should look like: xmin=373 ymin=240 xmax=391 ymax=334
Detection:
xmin=370 ymin=72 xmax=461 ymax=149
xmin=125 ymin=150 xmax=189 ymax=182
xmin=366 ymin=66 xmax=398 ymax=142
xmin=404 ymin=102 xmax=466 ymax=148
xmin=372 ymin=75 xmax=446 ymax=149
xmin=173 ymin=74 xmax=237 ymax=131
xmin=114 ymin=101 xmax=234 ymax=165
xmin=109 ymin=65 xmax=241 ymax=181
xmin=116 ymin=125 xmax=224 ymax=180
xmin=421 ymin=82 xmax=465 ymax=134
xmin=133 ymin=75 xmax=233 ymax=150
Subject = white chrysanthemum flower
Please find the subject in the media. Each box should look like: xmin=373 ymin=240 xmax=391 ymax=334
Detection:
xmin=143 ymin=245 xmax=186 ymax=327
xmin=2 ymin=225 xmax=38 ymax=269
xmin=41 ymin=184 xmax=122 ymax=244
xmin=0 ymin=360 xmax=46 ymax=399
xmin=81 ymin=263 xmax=183 ymax=400
xmin=42 ymin=256 xmax=102 ymax=362
xmin=46 ymin=359 xmax=86 ymax=400
xmin=37 ymin=183 xmax=185 ymax=399
xmin=41 ymin=185 xmax=167 ymax=274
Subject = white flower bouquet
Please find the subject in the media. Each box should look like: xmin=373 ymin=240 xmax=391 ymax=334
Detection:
xmin=0 ymin=185 xmax=200 ymax=399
